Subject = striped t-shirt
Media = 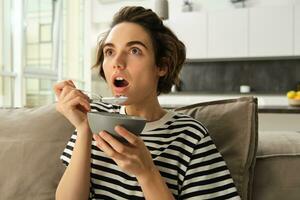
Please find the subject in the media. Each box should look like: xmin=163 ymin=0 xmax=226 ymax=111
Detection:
xmin=61 ymin=102 xmax=240 ymax=200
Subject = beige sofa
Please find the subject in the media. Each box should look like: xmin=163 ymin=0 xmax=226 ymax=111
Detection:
xmin=0 ymin=96 xmax=299 ymax=200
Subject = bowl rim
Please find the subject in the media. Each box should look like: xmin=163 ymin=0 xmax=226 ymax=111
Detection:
xmin=88 ymin=111 xmax=146 ymax=121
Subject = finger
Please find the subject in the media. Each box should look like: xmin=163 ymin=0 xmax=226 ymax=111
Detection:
xmin=63 ymin=88 xmax=90 ymax=103
xmin=59 ymin=85 xmax=74 ymax=100
xmin=53 ymin=81 xmax=75 ymax=98
xmin=54 ymin=83 xmax=76 ymax=100
xmin=67 ymin=80 xmax=76 ymax=87
xmin=94 ymin=132 xmax=125 ymax=160
xmin=115 ymin=125 xmax=140 ymax=146
xmin=77 ymin=90 xmax=91 ymax=102
xmin=99 ymin=131 xmax=129 ymax=155
xmin=67 ymin=96 xmax=91 ymax=112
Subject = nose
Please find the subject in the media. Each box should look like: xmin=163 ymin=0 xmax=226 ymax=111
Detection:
xmin=113 ymin=53 xmax=126 ymax=70
xmin=113 ymin=63 xmax=126 ymax=70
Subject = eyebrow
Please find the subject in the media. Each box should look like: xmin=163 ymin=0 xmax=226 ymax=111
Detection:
xmin=103 ymin=40 xmax=148 ymax=50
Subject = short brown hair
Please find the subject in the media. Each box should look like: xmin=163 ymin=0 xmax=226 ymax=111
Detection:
xmin=93 ymin=6 xmax=186 ymax=95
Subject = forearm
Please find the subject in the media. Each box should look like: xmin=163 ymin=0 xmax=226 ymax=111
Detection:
xmin=56 ymin=124 xmax=92 ymax=200
xmin=138 ymin=167 xmax=175 ymax=200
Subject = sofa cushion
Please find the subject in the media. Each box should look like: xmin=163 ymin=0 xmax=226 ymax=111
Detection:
xmin=253 ymin=131 xmax=300 ymax=200
xmin=175 ymin=96 xmax=258 ymax=200
xmin=0 ymin=104 xmax=74 ymax=200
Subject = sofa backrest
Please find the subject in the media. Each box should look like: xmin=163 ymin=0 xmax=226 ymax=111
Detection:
xmin=175 ymin=96 xmax=258 ymax=200
xmin=0 ymin=104 xmax=75 ymax=200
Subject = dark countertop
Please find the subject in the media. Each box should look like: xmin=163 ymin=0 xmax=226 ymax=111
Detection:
xmin=163 ymin=104 xmax=300 ymax=114
xmin=165 ymin=92 xmax=285 ymax=96
xmin=258 ymin=106 xmax=300 ymax=114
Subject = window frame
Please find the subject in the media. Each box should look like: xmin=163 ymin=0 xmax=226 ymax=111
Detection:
xmin=0 ymin=0 xmax=14 ymax=107
xmin=0 ymin=0 xmax=91 ymax=107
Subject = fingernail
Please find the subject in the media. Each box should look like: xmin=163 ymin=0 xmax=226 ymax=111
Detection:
xmin=99 ymin=131 xmax=106 ymax=137
xmin=103 ymin=131 xmax=108 ymax=135
xmin=93 ymin=134 xmax=99 ymax=140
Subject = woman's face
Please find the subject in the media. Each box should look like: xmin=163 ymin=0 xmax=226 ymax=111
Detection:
xmin=102 ymin=22 xmax=166 ymax=105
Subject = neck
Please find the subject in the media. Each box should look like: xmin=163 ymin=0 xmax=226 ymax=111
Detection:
xmin=125 ymin=97 xmax=166 ymax=122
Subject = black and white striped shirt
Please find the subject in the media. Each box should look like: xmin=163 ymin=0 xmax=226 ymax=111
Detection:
xmin=61 ymin=102 xmax=240 ymax=200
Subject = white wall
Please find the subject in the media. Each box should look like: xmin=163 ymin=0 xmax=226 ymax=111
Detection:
xmin=169 ymin=0 xmax=300 ymax=18
xmin=90 ymin=0 xmax=300 ymax=55
xmin=91 ymin=0 xmax=152 ymax=47
xmin=91 ymin=0 xmax=300 ymax=44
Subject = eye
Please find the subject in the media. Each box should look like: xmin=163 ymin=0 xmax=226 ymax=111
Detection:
xmin=104 ymin=48 xmax=114 ymax=57
xmin=130 ymin=47 xmax=142 ymax=55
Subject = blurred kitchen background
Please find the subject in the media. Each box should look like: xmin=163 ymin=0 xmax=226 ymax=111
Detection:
xmin=1 ymin=0 xmax=300 ymax=111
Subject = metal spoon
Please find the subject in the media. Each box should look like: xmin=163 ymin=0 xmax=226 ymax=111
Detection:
xmin=100 ymin=96 xmax=128 ymax=105
xmin=80 ymin=90 xmax=128 ymax=105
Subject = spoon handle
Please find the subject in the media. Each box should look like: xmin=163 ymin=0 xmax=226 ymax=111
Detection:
xmin=101 ymin=96 xmax=128 ymax=105
xmin=79 ymin=89 xmax=127 ymax=105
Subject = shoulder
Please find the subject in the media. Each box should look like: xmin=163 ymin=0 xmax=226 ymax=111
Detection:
xmin=166 ymin=111 xmax=209 ymax=141
xmin=90 ymin=102 xmax=121 ymax=113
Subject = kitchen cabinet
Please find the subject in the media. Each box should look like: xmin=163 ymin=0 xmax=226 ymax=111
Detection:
xmin=168 ymin=13 xmax=207 ymax=59
xmin=167 ymin=5 xmax=297 ymax=60
xmin=207 ymin=9 xmax=248 ymax=58
xmin=249 ymin=6 xmax=294 ymax=57
xmin=295 ymin=5 xmax=300 ymax=55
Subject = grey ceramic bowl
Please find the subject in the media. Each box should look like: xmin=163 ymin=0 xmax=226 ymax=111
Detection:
xmin=87 ymin=112 xmax=146 ymax=143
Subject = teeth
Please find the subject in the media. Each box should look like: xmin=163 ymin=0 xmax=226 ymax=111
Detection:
xmin=116 ymin=77 xmax=124 ymax=81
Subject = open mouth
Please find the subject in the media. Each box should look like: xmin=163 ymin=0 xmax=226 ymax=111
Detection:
xmin=113 ymin=77 xmax=129 ymax=88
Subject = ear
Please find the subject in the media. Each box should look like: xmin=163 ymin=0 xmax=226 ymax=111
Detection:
xmin=157 ymin=65 xmax=168 ymax=77
xmin=157 ymin=57 xmax=169 ymax=77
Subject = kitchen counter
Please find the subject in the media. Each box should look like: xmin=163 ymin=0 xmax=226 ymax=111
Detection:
xmin=258 ymin=106 xmax=300 ymax=114
xmin=158 ymin=93 xmax=289 ymax=108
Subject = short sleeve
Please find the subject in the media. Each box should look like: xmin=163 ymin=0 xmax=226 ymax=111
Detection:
xmin=60 ymin=131 xmax=77 ymax=167
xmin=179 ymin=135 xmax=240 ymax=200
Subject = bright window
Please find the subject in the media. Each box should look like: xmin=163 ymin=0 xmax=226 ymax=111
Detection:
xmin=25 ymin=0 xmax=53 ymax=70
xmin=25 ymin=77 xmax=56 ymax=107
xmin=0 ymin=76 xmax=14 ymax=107
xmin=23 ymin=0 xmax=87 ymax=107
xmin=0 ymin=0 xmax=14 ymax=107
xmin=0 ymin=0 xmax=88 ymax=108
xmin=0 ymin=1 xmax=3 ymax=72
xmin=62 ymin=0 xmax=85 ymax=82
xmin=24 ymin=0 xmax=55 ymax=106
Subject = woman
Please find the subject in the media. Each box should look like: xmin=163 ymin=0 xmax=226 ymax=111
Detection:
xmin=54 ymin=6 xmax=240 ymax=200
